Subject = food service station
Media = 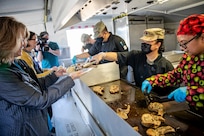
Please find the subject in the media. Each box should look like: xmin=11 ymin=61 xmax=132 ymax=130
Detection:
xmin=52 ymin=62 xmax=204 ymax=136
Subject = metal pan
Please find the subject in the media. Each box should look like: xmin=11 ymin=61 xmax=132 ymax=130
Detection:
xmin=90 ymin=80 xmax=204 ymax=135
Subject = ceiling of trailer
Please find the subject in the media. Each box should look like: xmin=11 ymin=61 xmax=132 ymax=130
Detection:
xmin=91 ymin=0 xmax=204 ymax=22
xmin=0 ymin=0 xmax=45 ymax=26
xmin=0 ymin=0 xmax=203 ymax=29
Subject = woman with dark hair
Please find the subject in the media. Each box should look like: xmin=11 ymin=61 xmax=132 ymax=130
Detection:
xmin=18 ymin=31 xmax=56 ymax=78
xmin=17 ymin=31 xmax=64 ymax=131
xmin=0 ymin=16 xmax=83 ymax=136
xmin=26 ymin=31 xmax=44 ymax=74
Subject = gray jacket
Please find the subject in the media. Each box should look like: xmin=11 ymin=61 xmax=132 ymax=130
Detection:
xmin=0 ymin=62 xmax=75 ymax=136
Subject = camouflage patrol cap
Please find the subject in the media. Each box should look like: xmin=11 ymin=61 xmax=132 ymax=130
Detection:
xmin=140 ymin=28 xmax=165 ymax=41
xmin=93 ymin=21 xmax=106 ymax=38
xmin=81 ymin=33 xmax=91 ymax=44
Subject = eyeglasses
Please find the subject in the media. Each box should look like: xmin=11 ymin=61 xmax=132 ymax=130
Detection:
xmin=29 ymin=39 xmax=37 ymax=41
xmin=178 ymin=35 xmax=199 ymax=49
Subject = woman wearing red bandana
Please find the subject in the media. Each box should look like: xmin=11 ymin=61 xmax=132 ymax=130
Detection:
xmin=141 ymin=14 xmax=204 ymax=115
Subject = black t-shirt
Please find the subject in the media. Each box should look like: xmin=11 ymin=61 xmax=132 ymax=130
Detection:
xmin=88 ymin=40 xmax=102 ymax=56
xmin=88 ymin=32 xmax=128 ymax=57
xmin=83 ymin=43 xmax=93 ymax=50
xmin=88 ymin=33 xmax=129 ymax=78
xmin=117 ymin=50 xmax=174 ymax=87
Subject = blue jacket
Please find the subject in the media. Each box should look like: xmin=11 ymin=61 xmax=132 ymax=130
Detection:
xmin=41 ymin=41 xmax=60 ymax=68
xmin=0 ymin=60 xmax=74 ymax=136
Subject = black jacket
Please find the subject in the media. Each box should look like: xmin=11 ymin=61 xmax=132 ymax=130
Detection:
xmin=88 ymin=33 xmax=129 ymax=78
xmin=0 ymin=60 xmax=75 ymax=136
xmin=117 ymin=50 xmax=176 ymax=95
xmin=16 ymin=59 xmax=58 ymax=91
xmin=118 ymin=50 xmax=174 ymax=86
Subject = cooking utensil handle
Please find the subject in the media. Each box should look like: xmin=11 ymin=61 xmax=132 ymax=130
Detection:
xmin=144 ymin=90 xmax=151 ymax=106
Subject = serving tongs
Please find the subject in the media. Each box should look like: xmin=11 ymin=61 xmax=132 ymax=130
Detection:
xmin=149 ymin=93 xmax=171 ymax=103
xmin=143 ymin=89 xmax=153 ymax=107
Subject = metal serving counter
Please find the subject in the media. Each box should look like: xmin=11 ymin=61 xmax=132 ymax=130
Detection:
xmin=52 ymin=91 xmax=96 ymax=136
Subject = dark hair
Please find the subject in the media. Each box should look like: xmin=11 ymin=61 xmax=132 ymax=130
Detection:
xmin=26 ymin=31 xmax=36 ymax=47
xmin=40 ymin=31 xmax=48 ymax=37
xmin=156 ymin=39 xmax=164 ymax=53
xmin=28 ymin=31 xmax=36 ymax=40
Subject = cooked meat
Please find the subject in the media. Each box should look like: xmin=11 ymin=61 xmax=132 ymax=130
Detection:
xmin=146 ymin=126 xmax=175 ymax=136
xmin=109 ymin=84 xmax=120 ymax=94
xmin=146 ymin=128 xmax=159 ymax=136
xmin=133 ymin=126 xmax=139 ymax=131
xmin=66 ymin=66 xmax=75 ymax=74
xmin=141 ymin=113 xmax=165 ymax=128
xmin=75 ymin=63 xmax=83 ymax=71
xmin=117 ymin=110 xmax=128 ymax=119
xmin=116 ymin=105 xmax=130 ymax=119
xmin=148 ymin=102 xmax=164 ymax=116
xmin=92 ymin=86 xmax=104 ymax=95
xmin=156 ymin=126 xmax=175 ymax=135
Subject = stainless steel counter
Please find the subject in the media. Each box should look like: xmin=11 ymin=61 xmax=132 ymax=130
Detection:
xmin=163 ymin=50 xmax=184 ymax=68
xmin=52 ymin=91 xmax=97 ymax=136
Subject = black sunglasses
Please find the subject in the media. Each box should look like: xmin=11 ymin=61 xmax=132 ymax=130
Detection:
xmin=178 ymin=34 xmax=200 ymax=49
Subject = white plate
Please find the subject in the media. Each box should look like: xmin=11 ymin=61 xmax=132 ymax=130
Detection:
xmin=63 ymin=68 xmax=93 ymax=76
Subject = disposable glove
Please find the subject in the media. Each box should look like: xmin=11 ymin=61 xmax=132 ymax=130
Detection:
xmin=141 ymin=80 xmax=152 ymax=93
xmin=90 ymin=52 xmax=104 ymax=64
xmin=168 ymin=87 xmax=187 ymax=102
xmin=72 ymin=56 xmax=77 ymax=64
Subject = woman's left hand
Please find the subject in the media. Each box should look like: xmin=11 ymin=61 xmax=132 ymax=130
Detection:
xmin=69 ymin=70 xmax=85 ymax=80
xmin=54 ymin=68 xmax=66 ymax=77
xmin=168 ymin=87 xmax=187 ymax=102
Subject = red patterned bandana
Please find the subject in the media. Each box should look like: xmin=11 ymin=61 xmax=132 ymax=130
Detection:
xmin=177 ymin=14 xmax=204 ymax=35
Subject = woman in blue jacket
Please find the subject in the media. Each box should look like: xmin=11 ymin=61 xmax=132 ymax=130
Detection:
xmin=0 ymin=16 xmax=83 ymax=136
